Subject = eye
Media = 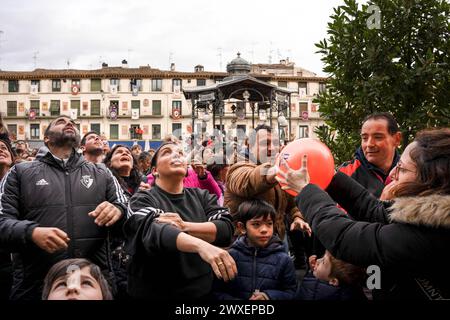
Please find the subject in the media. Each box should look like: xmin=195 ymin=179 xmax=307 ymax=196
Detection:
xmin=82 ymin=280 xmax=95 ymax=287
xmin=54 ymin=281 xmax=67 ymax=289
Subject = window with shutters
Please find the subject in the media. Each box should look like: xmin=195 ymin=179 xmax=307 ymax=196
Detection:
xmin=110 ymin=124 xmax=119 ymax=139
xmin=152 ymin=100 xmax=161 ymax=115
xmin=71 ymin=100 xmax=80 ymax=116
xmin=91 ymin=100 xmax=101 ymax=116
xmin=152 ymin=124 xmax=161 ymax=139
xmin=8 ymin=80 xmax=19 ymax=92
xmin=30 ymin=124 xmax=40 ymax=139
xmin=91 ymin=79 xmax=101 ymax=92
xmin=52 ymin=79 xmax=61 ymax=92
xmin=30 ymin=100 xmax=40 ymax=114
xmin=151 ymin=79 xmax=162 ymax=91
xmin=50 ymin=100 xmax=60 ymax=116
xmin=91 ymin=123 xmax=100 ymax=134
xmin=7 ymin=101 xmax=17 ymax=116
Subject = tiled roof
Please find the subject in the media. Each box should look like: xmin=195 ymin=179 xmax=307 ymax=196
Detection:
xmin=0 ymin=67 xmax=327 ymax=82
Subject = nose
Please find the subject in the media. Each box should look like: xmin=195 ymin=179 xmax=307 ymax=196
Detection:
xmin=367 ymin=136 xmax=376 ymax=147
xmin=389 ymin=166 xmax=397 ymax=180
xmin=260 ymin=225 xmax=268 ymax=234
xmin=66 ymin=282 xmax=80 ymax=297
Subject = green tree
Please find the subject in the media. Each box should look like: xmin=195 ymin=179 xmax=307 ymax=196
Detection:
xmin=315 ymin=0 xmax=450 ymax=164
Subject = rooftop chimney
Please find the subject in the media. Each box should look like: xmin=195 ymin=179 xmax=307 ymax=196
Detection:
xmin=102 ymin=62 xmax=108 ymax=68
xmin=195 ymin=65 xmax=204 ymax=72
xmin=122 ymin=59 xmax=128 ymax=68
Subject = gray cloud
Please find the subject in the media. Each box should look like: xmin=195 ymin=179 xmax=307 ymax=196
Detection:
xmin=0 ymin=0 xmax=346 ymax=75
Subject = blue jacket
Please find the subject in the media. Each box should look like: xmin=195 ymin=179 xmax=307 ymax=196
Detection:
xmin=213 ymin=235 xmax=297 ymax=300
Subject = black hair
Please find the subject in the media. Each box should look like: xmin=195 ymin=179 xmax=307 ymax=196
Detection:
xmin=103 ymin=144 xmax=141 ymax=194
xmin=149 ymin=141 xmax=178 ymax=170
xmin=235 ymin=199 xmax=276 ymax=225
xmin=362 ymin=112 xmax=399 ymax=135
xmin=138 ymin=151 xmax=151 ymax=162
xmin=42 ymin=258 xmax=113 ymax=300
xmin=393 ymin=128 xmax=450 ymax=197
xmin=80 ymin=131 xmax=99 ymax=146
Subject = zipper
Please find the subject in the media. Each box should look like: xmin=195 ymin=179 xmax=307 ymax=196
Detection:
xmin=65 ymin=168 xmax=74 ymax=257
xmin=252 ymin=248 xmax=258 ymax=293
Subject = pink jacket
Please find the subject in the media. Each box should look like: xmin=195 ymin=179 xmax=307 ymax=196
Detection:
xmin=147 ymin=167 xmax=223 ymax=203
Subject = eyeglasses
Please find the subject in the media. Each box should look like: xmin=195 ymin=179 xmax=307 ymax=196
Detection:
xmin=392 ymin=161 xmax=416 ymax=179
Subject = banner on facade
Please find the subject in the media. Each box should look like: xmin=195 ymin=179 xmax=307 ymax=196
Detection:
xmin=131 ymin=108 xmax=140 ymax=120
xmin=109 ymin=105 xmax=118 ymax=120
xmin=132 ymin=85 xmax=139 ymax=96
xmin=70 ymin=108 xmax=78 ymax=120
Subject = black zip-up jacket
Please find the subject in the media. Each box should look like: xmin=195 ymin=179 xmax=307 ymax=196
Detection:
xmin=0 ymin=150 xmax=128 ymax=300
xmin=297 ymin=172 xmax=450 ymax=300
xmin=339 ymin=147 xmax=399 ymax=198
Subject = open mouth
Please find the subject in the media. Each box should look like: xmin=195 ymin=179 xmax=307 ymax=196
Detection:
xmin=171 ymin=159 xmax=183 ymax=165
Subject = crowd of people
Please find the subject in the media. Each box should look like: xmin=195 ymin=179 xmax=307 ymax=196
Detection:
xmin=0 ymin=112 xmax=448 ymax=301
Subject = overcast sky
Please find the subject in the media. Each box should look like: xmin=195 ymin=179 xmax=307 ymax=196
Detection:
xmin=0 ymin=0 xmax=350 ymax=76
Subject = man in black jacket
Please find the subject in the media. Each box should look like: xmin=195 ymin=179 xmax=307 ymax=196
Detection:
xmin=0 ymin=116 xmax=128 ymax=300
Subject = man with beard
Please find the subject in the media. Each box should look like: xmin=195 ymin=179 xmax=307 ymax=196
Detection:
xmin=80 ymin=131 xmax=104 ymax=163
xmin=0 ymin=116 xmax=128 ymax=300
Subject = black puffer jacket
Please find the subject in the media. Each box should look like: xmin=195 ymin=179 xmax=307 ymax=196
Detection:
xmin=297 ymin=172 xmax=450 ymax=300
xmin=0 ymin=150 xmax=128 ymax=300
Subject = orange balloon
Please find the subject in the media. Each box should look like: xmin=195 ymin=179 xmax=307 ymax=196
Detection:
xmin=276 ymin=138 xmax=335 ymax=196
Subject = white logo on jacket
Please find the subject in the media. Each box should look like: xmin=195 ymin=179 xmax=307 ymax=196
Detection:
xmin=81 ymin=175 xmax=94 ymax=189
xmin=36 ymin=179 xmax=49 ymax=186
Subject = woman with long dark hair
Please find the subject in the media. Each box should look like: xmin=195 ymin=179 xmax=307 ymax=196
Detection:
xmin=103 ymin=144 xmax=143 ymax=196
xmin=103 ymin=144 xmax=146 ymax=300
xmin=277 ymin=128 xmax=450 ymax=300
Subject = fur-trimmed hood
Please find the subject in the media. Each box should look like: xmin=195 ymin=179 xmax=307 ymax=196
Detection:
xmin=389 ymin=194 xmax=450 ymax=228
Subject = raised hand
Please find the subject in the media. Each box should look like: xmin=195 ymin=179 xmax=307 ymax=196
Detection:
xmin=290 ymin=216 xmax=312 ymax=237
xmin=275 ymin=154 xmax=310 ymax=194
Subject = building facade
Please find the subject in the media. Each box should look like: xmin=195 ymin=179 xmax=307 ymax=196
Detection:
xmin=0 ymin=57 xmax=326 ymax=149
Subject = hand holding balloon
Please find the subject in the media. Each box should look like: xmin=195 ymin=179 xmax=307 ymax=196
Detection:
xmin=276 ymin=155 xmax=310 ymax=194
xmin=276 ymin=138 xmax=335 ymax=196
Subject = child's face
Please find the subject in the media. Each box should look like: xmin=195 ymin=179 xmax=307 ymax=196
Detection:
xmin=310 ymin=251 xmax=335 ymax=285
xmin=47 ymin=266 xmax=103 ymax=300
xmin=244 ymin=215 xmax=274 ymax=248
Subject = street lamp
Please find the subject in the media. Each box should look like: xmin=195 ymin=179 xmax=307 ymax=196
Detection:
xmin=242 ymin=90 xmax=250 ymax=101
xmin=278 ymin=112 xmax=288 ymax=127
xmin=202 ymin=110 xmax=211 ymax=122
